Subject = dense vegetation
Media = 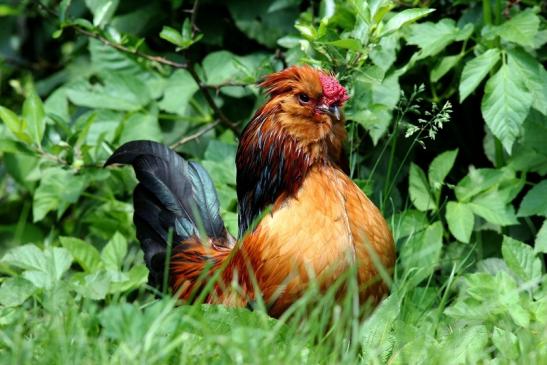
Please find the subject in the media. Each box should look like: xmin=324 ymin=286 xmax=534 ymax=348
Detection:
xmin=0 ymin=0 xmax=545 ymax=363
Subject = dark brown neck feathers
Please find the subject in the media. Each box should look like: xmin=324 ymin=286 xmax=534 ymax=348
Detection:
xmin=236 ymin=107 xmax=319 ymax=237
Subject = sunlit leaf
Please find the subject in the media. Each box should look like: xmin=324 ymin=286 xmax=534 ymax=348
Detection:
xmin=445 ymin=202 xmax=474 ymax=243
xmin=459 ymin=49 xmax=500 ymax=103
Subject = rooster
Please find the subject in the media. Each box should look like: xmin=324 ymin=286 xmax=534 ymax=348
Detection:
xmin=106 ymin=66 xmax=395 ymax=317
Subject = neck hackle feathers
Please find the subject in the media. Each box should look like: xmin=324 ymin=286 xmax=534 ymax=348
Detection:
xmin=236 ymin=66 xmax=349 ymax=237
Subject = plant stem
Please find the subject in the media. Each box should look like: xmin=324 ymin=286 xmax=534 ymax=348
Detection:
xmin=382 ymin=116 xmax=400 ymax=209
xmin=482 ymin=0 xmax=492 ymax=25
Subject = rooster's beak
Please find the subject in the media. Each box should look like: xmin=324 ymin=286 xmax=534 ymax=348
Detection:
xmin=317 ymin=104 xmax=341 ymax=121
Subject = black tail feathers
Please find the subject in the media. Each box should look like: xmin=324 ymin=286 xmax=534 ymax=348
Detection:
xmin=105 ymin=140 xmax=230 ymax=287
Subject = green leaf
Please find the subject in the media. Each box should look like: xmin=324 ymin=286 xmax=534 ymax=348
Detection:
xmin=428 ymin=149 xmax=458 ymax=190
xmin=493 ymin=9 xmax=540 ymax=48
xmin=518 ymin=180 xmax=547 ymax=217
xmin=66 ymin=72 xmax=151 ymax=112
xmin=0 ymin=277 xmax=36 ymax=307
xmin=454 ymin=167 xmax=515 ymax=202
xmin=481 ymin=63 xmax=532 ymax=152
xmin=1 ymin=245 xmax=72 ymax=289
xmin=73 ymin=271 xmax=111 ymax=300
xmin=33 ymin=168 xmax=88 ymax=222
xmin=501 ymin=235 xmax=542 ymax=283
xmin=0 ymin=106 xmax=32 ymax=144
xmin=381 ymin=8 xmax=435 ymax=36
xmin=406 ymin=20 xmax=472 ymax=59
xmin=400 ymin=221 xmax=443 ymax=286
xmin=492 ymin=327 xmax=519 ymax=360
xmin=325 ymin=38 xmax=363 ymax=51
xmin=101 ymin=232 xmax=127 ymax=271
xmin=391 ymin=210 xmax=429 ymax=242
xmin=159 ymin=26 xmax=187 ymax=48
xmin=409 ymin=163 xmax=436 ymax=211
xmin=535 ymin=220 xmax=547 ymax=254
xmin=22 ymin=89 xmax=45 ymax=146
xmin=430 ymin=54 xmax=462 ymax=82
xmin=459 ymin=49 xmax=500 ymax=102
xmin=469 ymin=190 xmax=518 ymax=226
xmin=227 ymin=0 xmax=299 ymax=48
xmin=110 ymin=264 xmax=148 ymax=292
xmin=0 ymin=244 xmax=46 ymax=271
xmin=507 ymin=48 xmax=547 ymax=116
xmin=158 ymin=70 xmax=199 ymax=116
xmin=445 ymin=202 xmax=474 ymax=243
xmin=119 ymin=111 xmax=162 ymax=144
xmin=59 ymin=236 xmax=102 ymax=272
xmin=85 ymin=0 xmax=119 ymax=27
xmin=360 ymin=294 xmax=400 ymax=362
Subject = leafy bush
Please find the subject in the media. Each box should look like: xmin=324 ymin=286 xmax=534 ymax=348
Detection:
xmin=0 ymin=0 xmax=545 ymax=364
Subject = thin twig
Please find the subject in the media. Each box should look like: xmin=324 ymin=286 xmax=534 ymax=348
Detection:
xmin=202 ymin=80 xmax=253 ymax=90
xmin=32 ymin=0 xmax=240 ymax=133
xmin=170 ymin=120 xmax=221 ymax=149
xmin=189 ymin=0 xmax=200 ymax=36
xmin=73 ymin=27 xmax=188 ymax=69
xmin=187 ymin=64 xmax=240 ymax=133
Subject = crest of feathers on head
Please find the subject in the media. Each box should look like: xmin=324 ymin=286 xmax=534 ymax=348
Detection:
xmin=259 ymin=65 xmax=349 ymax=106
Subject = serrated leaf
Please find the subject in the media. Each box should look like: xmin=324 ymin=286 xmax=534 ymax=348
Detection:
xmin=101 ymin=232 xmax=127 ymax=271
xmin=33 ymin=168 xmax=88 ymax=222
xmin=72 ymin=271 xmax=111 ymax=300
xmin=59 ymin=236 xmax=102 ymax=272
xmin=493 ymin=9 xmax=540 ymax=48
xmin=400 ymin=221 xmax=443 ymax=287
xmin=227 ymin=0 xmax=299 ymax=48
xmin=325 ymin=38 xmax=363 ymax=51
xmin=481 ymin=63 xmax=532 ymax=152
xmin=22 ymin=89 xmax=45 ymax=146
xmin=381 ymin=8 xmax=435 ymax=36
xmin=0 ymin=277 xmax=36 ymax=307
xmin=159 ymin=26 xmax=185 ymax=47
xmin=492 ymin=327 xmax=519 ymax=360
xmin=1 ymin=245 xmax=72 ymax=289
xmin=406 ymin=19 xmax=472 ymax=59
xmin=85 ymin=0 xmax=119 ymax=27
xmin=0 ymin=244 xmax=46 ymax=271
xmin=110 ymin=264 xmax=148 ymax=293
xmin=409 ymin=163 xmax=436 ymax=211
xmin=158 ymin=70 xmax=199 ymax=116
xmin=66 ymin=72 xmax=151 ymax=111
xmin=469 ymin=190 xmax=518 ymax=226
xmin=0 ymin=106 xmax=32 ymax=144
xmin=431 ymin=54 xmax=462 ymax=82
xmin=507 ymin=48 xmax=547 ymax=116
xmin=459 ymin=49 xmax=500 ymax=103
xmin=502 ymin=235 xmax=542 ymax=283
xmin=445 ymin=201 xmax=474 ymax=243
xmin=455 ymin=167 xmax=515 ymax=202
xmin=517 ymin=180 xmax=547 ymax=217
xmin=535 ymin=220 xmax=547 ymax=254
xmin=428 ymin=149 xmax=458 ymax=190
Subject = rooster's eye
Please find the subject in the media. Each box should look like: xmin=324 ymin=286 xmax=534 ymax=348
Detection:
xmin=298 ymin=93 xmax=310 ymax=104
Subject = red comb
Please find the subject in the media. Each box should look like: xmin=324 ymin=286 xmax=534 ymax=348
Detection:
xmin=319 ymin=73 xmax=349 ymax=105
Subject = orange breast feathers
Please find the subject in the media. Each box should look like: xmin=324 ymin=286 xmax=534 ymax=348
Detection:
xmin=170 ymin=164 xmax=395 ymax=316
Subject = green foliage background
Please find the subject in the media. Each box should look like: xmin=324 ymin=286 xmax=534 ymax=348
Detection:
xmin=0 ymin=0 xmax=546 ymax=363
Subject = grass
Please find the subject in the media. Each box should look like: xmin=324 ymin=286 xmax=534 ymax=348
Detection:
xmin=1 ymin=241 xmax=545 ymax=365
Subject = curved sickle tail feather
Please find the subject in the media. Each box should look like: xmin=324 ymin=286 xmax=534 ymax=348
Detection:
xmin=105 ymin=140 xmax=233 ymax=289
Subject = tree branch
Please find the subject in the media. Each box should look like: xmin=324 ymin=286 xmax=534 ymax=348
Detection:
xmin=187 ymin=64 xmax=240 ymax=133
xmin=72 ymin=27 xmax=188 ymax=69
xmin=32 ymin=0 xmax=241 ymax=134
xmin=170 ymin=120 xmax=220 ymax=149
